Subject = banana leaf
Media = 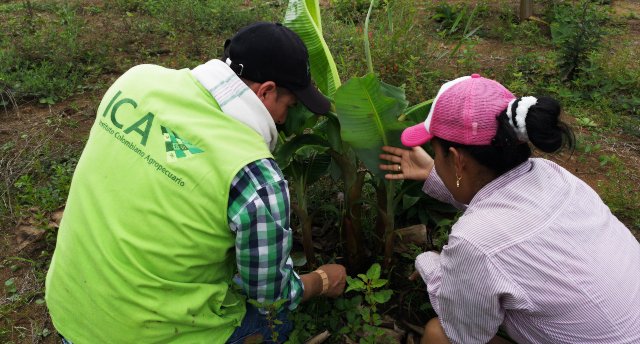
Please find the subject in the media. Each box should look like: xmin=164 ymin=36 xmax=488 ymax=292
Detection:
xmin=403 ymin=98 xmax=434 ymax=124
xmin=281 ymin=103 xmax=317 ymax=136
xmin=284 ymin=0 xmax=341 ymax=99
xmin=288 ymin=149 xmax=332 ymax=186
xmin=275 ymin=133 xmax=331 ymax=169
xmin=335 ymin=73 xmax=409 ymax=177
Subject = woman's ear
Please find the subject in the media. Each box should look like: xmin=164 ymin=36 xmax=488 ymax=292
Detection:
xmin=449 ymin=147 xmax=466 ymax=176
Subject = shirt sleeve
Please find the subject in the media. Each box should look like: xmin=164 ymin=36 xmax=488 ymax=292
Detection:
xmin=422 ymin=167 xmax=467 ymax=211
xmin=228 ymin=158 xmax=304 ymax=312
xmin=416 ymin=237 xmax=514 ymax=344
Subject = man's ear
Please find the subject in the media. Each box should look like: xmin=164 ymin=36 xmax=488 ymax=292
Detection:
xmin=255 ymin=81 xmax=277 ymax=101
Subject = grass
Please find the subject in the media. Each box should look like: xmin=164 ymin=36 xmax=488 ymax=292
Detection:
xmin=1 ymin=0 xmax=639 ymax=342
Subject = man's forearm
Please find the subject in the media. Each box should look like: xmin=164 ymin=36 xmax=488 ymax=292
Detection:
xmin=300 ymin=271 xmax=324 ymax=302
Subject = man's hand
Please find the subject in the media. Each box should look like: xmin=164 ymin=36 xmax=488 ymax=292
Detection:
xmin=300 ymin=263 xmax=347 ymax=301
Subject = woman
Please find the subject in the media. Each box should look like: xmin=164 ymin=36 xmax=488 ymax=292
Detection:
xmin=380 ymin=74 xmax=640 ymax=344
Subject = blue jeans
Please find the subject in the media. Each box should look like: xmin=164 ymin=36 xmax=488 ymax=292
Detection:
xmin=226 ymin=302 xmax=294 ymax=344
xmin=60 ymin=303 xmax=293 ymax=344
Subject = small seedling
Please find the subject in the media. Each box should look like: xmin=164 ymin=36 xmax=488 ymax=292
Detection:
xmin=4 ymin=278 xmax=17 ymax=294
xmin=576 ymin=117 xmax=598 ymax=127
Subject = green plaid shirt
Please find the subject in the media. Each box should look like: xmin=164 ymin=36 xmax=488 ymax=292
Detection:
xmin=228 ymin=158 xmax=303 ymax=310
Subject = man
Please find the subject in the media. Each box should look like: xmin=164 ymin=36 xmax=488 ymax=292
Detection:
xmin=45 ymin=22 xmax=346 ymax=343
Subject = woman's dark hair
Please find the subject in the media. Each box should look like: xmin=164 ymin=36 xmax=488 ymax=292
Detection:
xmin=436 ymin=96 xmax=575 ymax=176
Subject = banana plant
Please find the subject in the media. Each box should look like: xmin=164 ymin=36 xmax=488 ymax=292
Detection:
xmin=282 ymin=0 xmax=426 ymax=270
xmin=334 ymin=74 xmax=409 ymax=266
xmin=276 ymin=133 xmax=332 ymax=267
xmin=284 ymin=0 xmax=369 ymax=271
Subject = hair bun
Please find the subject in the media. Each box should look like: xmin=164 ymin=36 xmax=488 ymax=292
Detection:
xmin=506 ymin=96 xmax=538 ymax=142
xmin=523 ymin=97 xmax=574 ymax=153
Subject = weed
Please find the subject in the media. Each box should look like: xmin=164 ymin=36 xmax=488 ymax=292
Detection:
xmin=506 ymin=51 xmax=557 ymax=96
xmin=432 ymin=2 xmax=486 ymax=37
xmin=0 ymin=2 xmax=107 ymax=103
xmin=4 ymin=277 xmax=17 ymax=294
xmin=550 ymin=0 xmax=609 ymax=81
xmin=340 ymin=263 xmax=393 ymax=342
xmin=596 ymin=154 xmax=640 ymax=232
xmin=246 ymin=298 xmax=289 ymax=343
xmin=332 ymin=0 xmax=379 ymax=23
xmin=571 ymin=45 xmax=640 ymax=125
xmin=0 ymin=114 xmax=80 ymax=225
xmin=582 ymin=143 xmax=602 ymax=154
xmin=432 ymin=2 xmax=466 ymax=34
xmin=13 ymin=158 xmax=76 ymax=215
xmin=576 ymin=117 xmax=598 ymax=128
xmin=139 ymin=0 xmax=281 ymax=57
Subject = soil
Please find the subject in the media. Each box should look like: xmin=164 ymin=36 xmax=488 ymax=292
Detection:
xmin=1 ymin=1 xmax=639 ymax=343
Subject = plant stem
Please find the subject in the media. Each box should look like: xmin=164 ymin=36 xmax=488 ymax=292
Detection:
xmin=383 ymin=179 xmax=395 ymax=267
xmin=364 ymin=0 xmax=376 ymax=75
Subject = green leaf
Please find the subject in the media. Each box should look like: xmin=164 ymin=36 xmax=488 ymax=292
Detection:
xmin=403 ymin=98 xmax=433 ymax=124
xmin=272 ymin=298 xmax=289 ymax=310
xmin=372 ymin=313 xmax=382 ymax=325
xmin=323 ymin=112 xmax=343 ymax=152
xmin=304 ymin=0 xmax=322 ymax=30
xmin=366 ymin=263 xmax=381 ymax=280
xmin=351 ymin=294 xmax=363 ymax=306
xmin=335 ymin=74 xmax=408 ymax=177
xmin=402 ymin=195 xmax=420 ymax=210
xmin=290 ymin=251 xmax=308 ymax=267
xmin=370 ymin=279 xmax=388 ymax=288
xmin=40 ymin=328 xmax=51 ymax=337
xmin=247 ymin=299 xmax=261 ymax=307
xmin=296 ymin=145 xmax=330 ymax=159
xmin=372 ymin=289 xmax=393 ymax=304
xmin=284 ymin=0 xmax=341 ymax=98
xmin=357 ymin=273 xmax=369 ymax=282
xmin=360 ymin=307 xmax=371 ymax=322
xmin=290 ymin=151 xmax=332 ymax=185
xmin=346 ymin=276 xmax=366 ymax=292
xmin=4 ymin=277 xmax=16 ymax=294
xmin=282 ymin=103 xmax=317 ymax=136
xmin=274 ymin=134 xmax=330 ymax=169
xmin=346 ymin=309 xmax=358 ymax=323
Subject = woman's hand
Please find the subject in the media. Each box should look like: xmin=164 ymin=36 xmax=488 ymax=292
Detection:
xmin=379 ymin=146 xmax=434 ymax=181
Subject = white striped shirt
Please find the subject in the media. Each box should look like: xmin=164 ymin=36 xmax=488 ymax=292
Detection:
xmin=416 ymin=158 xmax=640 ymax=344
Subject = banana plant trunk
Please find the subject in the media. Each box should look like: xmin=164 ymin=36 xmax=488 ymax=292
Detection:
xmin=330 ymin=150 xmax=366 ymax=272
xmin=520 ymin=0 xmax=533 ymax=22
xmin=383 ymin=180 xmax=396 ymax=268
xmin=291 ymin=180 xmax=317 ymax=268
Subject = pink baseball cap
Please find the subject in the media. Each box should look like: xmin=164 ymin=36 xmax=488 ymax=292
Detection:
xmin=401 ymin=74 xmax=516 ymax=147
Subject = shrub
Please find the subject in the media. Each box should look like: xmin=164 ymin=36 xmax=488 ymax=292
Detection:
xmin=550 ymin=0 xmax=609 ymax=81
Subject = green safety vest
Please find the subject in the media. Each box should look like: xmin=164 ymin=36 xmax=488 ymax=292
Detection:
xmin=45 ymin=64 xmax=272 ymax=343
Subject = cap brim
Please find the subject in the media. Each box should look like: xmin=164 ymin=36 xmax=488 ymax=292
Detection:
xmin=291 ymin=85 xmax=331 ymax=115
xmin=401 ymin=122 xmax=433 ymax=147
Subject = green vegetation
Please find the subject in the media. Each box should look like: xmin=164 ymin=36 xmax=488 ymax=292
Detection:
xmin=289 ymin=263 xmax=397 ymax=343
xmin=1 ymin=0 xmax=639 ymax=343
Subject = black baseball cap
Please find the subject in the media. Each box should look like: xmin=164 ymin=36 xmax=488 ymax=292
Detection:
xmin=222 ymin=22 xmax=330 ymax=115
